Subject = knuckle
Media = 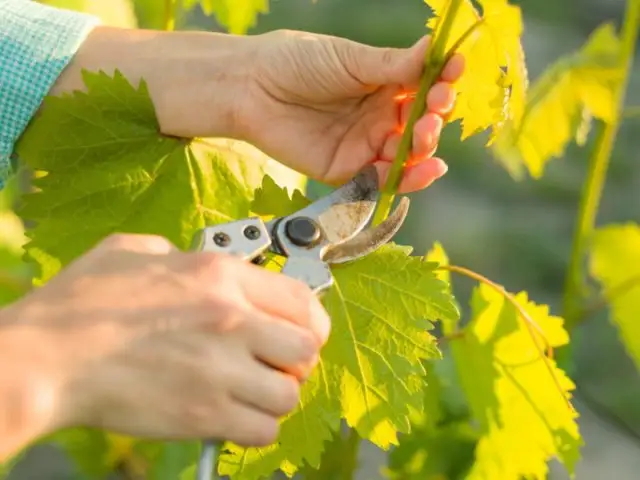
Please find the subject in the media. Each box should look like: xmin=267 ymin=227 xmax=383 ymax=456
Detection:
xmin=251 ymin=418 xmax=280 ymax=447
xmin=292 ymin=329 xmax=319 ymax=363
xmin=191 ymin=252 xmax=234 ymax=282
xmin=380 ymin=47 xmax=395 ymax=68
xmin=273 ymin=375 xmax=300 ymax=416
xmin=99 ymin=233 xmax=136 ymax=250
xmin=98 ymin=233 xmax=173 ymax=253
xmin=288 ymin=279 xmax=315 ymax=307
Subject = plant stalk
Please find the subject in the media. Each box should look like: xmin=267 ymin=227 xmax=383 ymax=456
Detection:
xmin=562 ymin=0 xmax=640 ymax=332
xmin=372 ymin=0 xmax=465 ymax=225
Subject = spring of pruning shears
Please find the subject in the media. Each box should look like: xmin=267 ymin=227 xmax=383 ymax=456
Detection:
xmin=189 ymin=165 xmax=410 ymax=480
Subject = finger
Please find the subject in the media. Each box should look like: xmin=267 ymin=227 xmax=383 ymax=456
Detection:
xmin=441 ymin=53 xmax=466 ymax=83
xmin=381 ymin=120 xmax=440 ymax=161
xmin=396 ymin=35 xmax=432 ymax=90
xmin=242 ymin=317 xmax=320 ymax=380
xmin=236 ymin=265 xmax=331 ymax=345
xmin=231 ymin=362 xmax=301 ymax=418
xmin=413 ymin=113 xmax=443 ymax=156
xmin=374 ymin=157 xmax=448 ymax=193
xmin=398 ymin=98 xmax=413 ymax=128
xmin=381 ymin=133 xmax=401 ymax=162
xmin=427 ymin=82 xmax=456 ymax=116
xmin=220 ymin=401 xmax=281 ymax=447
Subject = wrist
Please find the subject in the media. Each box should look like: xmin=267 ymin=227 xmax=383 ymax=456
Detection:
xmin=0 ymin=305 xmax=63 ymax=460
xmin=51 ymin=26 xmax=257 ymax=140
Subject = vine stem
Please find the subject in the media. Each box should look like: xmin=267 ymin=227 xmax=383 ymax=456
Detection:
xmin=372 ymin=0 xmax=467 ymax=225
xmin=436 ymin=265 xmax=575 ymax=413
xmin=562 ymin=0 xmax=640 ymax=333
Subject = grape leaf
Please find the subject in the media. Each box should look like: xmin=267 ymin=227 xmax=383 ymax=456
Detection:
xmin=215 ymin=183 xmax=460 ymax=479
xmin=425 ymin=241 xmax=461 ymax=334
xmin=251 ymin=174 xmax=311 ymax=219
xmin=491 ymin=22 xmax=623 ymax=178
xmin=183 ymin=0 xmax=268 ymax=34
xmin=14 ymin=70 xmax=261 ymax=285
xmin=426 ymin=0 xmax=528 ymax=141
xmin=0 ymin=178 xmax=31 ymax=307
xmin=38 ymin=0 xmax=138 ymax=27
xmin=589 ymin=223 xmax=640 ymax=371
xmin=386 ymin=421 xmax=478 ymax=480
xmin=385 ymin=358 xmax=480 ymax=480
xmin=450 ymin=283 xmax=582 ymax=479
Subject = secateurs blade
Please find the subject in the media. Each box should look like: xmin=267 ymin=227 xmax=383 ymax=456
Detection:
xmin=190 ymin=164 xmax=411 ymax=480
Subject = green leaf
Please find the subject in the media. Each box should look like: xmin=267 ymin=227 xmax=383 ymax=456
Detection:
xmin=0 ymin=178 xmax=31 ymax=307
xmin=251 ymin=174 xmax=311 ymax=219
xmin=183 ymin=0 xmax=268 ymax=34
xmin=135 ymin=440 xmax=201 ymax=480
xmin=450 ymin=283 xmax=582 ymax=479
xmin=385 ymin=358 xmax=478 ymax=480
xmin=15 ymin=70 xmax=255 ymax=285
xmin=491 ymin=22 xmax=623 ymax=178
xmin=38 ymin=0 xmax=138 ymax=27
xmin=46 ymin=429 xmax=119 ymax=478
xmin=426 ymin=0 xmax=528 ymax=142
xmin=217 ymin=195 xmax=460 ymax=479
xmin=589 ymin=223 xmax=640 ymax=371
xmin=424 ymin=241 xmax=460 ymax=335
xmin=386 ymin=421 xmax=478 ymax=480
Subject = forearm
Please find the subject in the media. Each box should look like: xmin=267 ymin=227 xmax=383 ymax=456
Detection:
xmin=0 ymin=310 xmax=60 ymax=462
xmin=51 ymin=26 xmax=256 ymax=140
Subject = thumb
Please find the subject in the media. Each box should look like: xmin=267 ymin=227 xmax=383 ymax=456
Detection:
xmin=341 ymin=35 xmax=430 ymax=89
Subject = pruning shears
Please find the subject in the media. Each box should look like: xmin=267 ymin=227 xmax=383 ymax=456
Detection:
xmin=189 ymin=165 xmax=411 ymax=480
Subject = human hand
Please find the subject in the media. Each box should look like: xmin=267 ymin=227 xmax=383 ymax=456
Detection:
xmin=238 ymin=31 xmax=465 ymax=192
xmin=9 ymin=234 xmax=330 ymax=446
xmin=54 ymin=27 xmax=463 ymax=192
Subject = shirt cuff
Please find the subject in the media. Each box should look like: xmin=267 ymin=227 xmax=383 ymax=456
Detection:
xmin=0 ymin=1 xmax=101 ymax=189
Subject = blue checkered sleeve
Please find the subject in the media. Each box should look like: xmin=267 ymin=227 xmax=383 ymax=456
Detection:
xmin=0 ymin=0 xmax=100 ymax=189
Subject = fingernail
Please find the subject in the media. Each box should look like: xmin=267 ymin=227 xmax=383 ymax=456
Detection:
xmin=311 ymin=301 xmax=331 ymax=344
xmin=433 ymin=158 xmax=448 ymax=178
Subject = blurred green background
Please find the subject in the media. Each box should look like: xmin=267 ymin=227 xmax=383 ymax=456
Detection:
xmin=3 ymin=0 xmax=640 ymax=478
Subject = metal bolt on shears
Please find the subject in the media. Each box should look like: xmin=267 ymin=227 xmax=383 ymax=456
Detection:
xmin=190 ymin=165 xmax=410 ymax=480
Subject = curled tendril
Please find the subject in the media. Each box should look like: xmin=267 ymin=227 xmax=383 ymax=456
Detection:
xmin=436 ymin=264 xmax=576 ymax=414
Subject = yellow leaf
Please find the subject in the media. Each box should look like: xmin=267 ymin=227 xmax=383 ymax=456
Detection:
xmin=39 ymin=0 xmax=138 ymax=28
xmin=491 ymin=22 xmax=623 ymax=178
xmin=425 ymin=0 xmax=527 ymax=140
xmin=589 ymin=223 xmax=640 ymax=371
xmin=183 ymin=0 xmax=268 ymax=34
xmin=104 ymin=434 xmax=136 ymax=468
xmin=450 ymin=284 xmax=581 ymax=479
xmin=424 ymin=241 xmax=450 ymax=285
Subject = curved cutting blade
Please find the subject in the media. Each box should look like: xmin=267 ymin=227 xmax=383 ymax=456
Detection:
xmin=322 ymin=196 xmax=410 ymax=264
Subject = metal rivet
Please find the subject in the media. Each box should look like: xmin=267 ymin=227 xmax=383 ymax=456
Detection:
xmin=285 ymin=217 xmax=321 ymax=247
xmin=244 ymin=225 xmax=261 ymax=240
xmin=213 ymin=232 xmax=230 ymax=247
